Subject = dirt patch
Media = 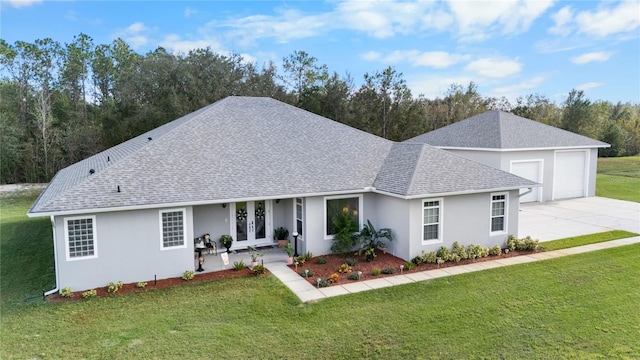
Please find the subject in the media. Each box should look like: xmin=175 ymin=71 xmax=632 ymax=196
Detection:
xmin=0 ymin=183 xmax=47 ymax=194
xmin=289 ymin=249 xmax=535 ymax=287
xmin=47 ymin=267 xmax=263 ymax=302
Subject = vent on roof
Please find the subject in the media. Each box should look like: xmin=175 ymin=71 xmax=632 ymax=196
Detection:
xmin=89 ymin=169 xmax=95 ymax=175
xmin=107 ymin=155 xmax=110 ymax=162
xmin=148 ymin=137 xmax=152 ymax=141
xmin=117 ymin=185 xmax=121 ymax=193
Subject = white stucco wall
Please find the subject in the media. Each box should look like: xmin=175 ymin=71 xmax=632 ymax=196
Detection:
xmin=55 ymin=207 xmax=194 ymax=292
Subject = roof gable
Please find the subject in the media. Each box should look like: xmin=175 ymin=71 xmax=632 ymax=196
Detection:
xmin=405 ymin=110 xmax=609 ymax=149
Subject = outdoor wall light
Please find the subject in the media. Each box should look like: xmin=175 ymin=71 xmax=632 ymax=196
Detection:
xmin=222 ymin=203 xmax=227 ymax=208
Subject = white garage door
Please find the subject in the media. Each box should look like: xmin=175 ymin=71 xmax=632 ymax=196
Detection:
xmin=554 ymin=151 xmax=587 ymax=199
xmin=510 ymin=161 xmax=541 ymax=203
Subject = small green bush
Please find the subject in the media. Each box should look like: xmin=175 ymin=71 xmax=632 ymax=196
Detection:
xmin=371 ymin=268 xmax=382 ymax=276
xmin=135 ymin=282 xmax=147 ymax=288
xmin=253 ymin=264 xmax=266 ymax=275
xmin=467 ymin=244 xmax=489 ymax=259
xmin=506 ymin=235 xmax=518 ymax=251
xmin=449 ymin=253 xmax=461 ymax=262
xmin=345 ymin=258 xmax=357 ymax=266
xmin=404 ymin=261 xmax=415 ymax=271
xmin=300 ymin=269 xmax=314 ymax=278
xmin=315 ymin=257 xmax=327 ymax=265
xmin=316 ymin=278 xmax=331 ymax=288
xmin=182 ymin=270 xmax=195 ymax=281
xmin=107 ymin=281 xmax=123 ymax=293
xmin=436 ymin=246 xmax=451 ymax=262
xmin=233 ymin=260 xmax=246 ymax=270
xmin=347 ymin=272 xmax=361 ymax=280
xmin=518 ymin=236 xmax=539 ymax=251
xmin=489 ymin=245 xmax=502 ymax=256
xmin=421 ymin=251 xmax=437 ymax=264
xmin=303 ymin=252 xmax=313 ymax=262
xmin=82 ymin=289 xmax=97 ymax=299
xmin=452 ymin=242 xmax=469 ymax=260
xmin=60 ymin=287 xmax=74 ymax=298
xmin=381 ymin=267 xmax=396 ymax=274
xmin=411 ymin=256 xmax=422 ymax=265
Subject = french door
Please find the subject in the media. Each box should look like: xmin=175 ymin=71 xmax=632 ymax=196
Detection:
xmin=232 ymin=200 xmax=271 ymax=247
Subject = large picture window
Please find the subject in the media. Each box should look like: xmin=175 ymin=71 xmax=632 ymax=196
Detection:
xmin=65 ymin=215 xmax=97 ymax=261
xmin=325 ymin=195 xmax=361 ymax=237
xmin=422 ymin=199 xmax=442 ymax=244
xmin=490 ymin=193 xmax=508 ymax=234
xmin=160 ymin=209 xmax=186 ymax=249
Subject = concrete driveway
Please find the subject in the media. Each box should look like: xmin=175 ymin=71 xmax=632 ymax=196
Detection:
xmin=519 ymin=197 xmax=640 ymax=242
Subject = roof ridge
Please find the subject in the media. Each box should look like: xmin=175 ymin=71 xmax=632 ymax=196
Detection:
xmin=405 ymin=143 xmax=427 ymax=195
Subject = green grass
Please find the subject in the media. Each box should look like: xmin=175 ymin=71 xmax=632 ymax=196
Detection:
xmin=2 ymin=191 xmax=640 ymax=358
xmin=597 ymin=156 xmax=640 ymax=202
xmin=540 ymin=230 xmax=638 ymax=251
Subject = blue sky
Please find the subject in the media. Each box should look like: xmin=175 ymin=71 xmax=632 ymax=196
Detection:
xmin=2 ymin=0 xmax=639 ymax=103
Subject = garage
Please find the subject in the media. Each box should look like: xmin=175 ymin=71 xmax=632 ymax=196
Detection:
xmin=554 ymin=150 xmax=587 ymax=200
xmin=510 ymin=160 xmax=542 ymax=203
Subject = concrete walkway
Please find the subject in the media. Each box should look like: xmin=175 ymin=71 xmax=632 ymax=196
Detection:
xmin=265 ymin=236 xmax=640 ymax=303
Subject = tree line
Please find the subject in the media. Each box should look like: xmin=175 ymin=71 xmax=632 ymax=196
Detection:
xmin=1 ymin=34 xmax=639 ymax=184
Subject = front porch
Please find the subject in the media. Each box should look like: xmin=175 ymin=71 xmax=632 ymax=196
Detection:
xmin=193 ymin=245 xmax=290 ymax=273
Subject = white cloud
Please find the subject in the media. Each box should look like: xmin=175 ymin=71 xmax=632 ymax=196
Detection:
xmin=492 ymin=75 xmax=547 ymax=96
xmin=407 ymin=74 xmax=475 ymax=98
xmin=575 ymin=82 xmax=604 ymax=91
xmin=360 ymin=51 xmax=382 ymax=61
xmin=184 ymin=7 xmax=197 ymax=18
xmin=575 ymin=0 xmax=640 ymax=37
xmin=159 ymin=34 xmax=223 ymax=54
xmin=113 ymin=22 xmax=153 ymax=49
xmin=380 ymin=50 xmax=467 ymax=68
xmin=465 ymin=57 xmax=523 ymax=78
xmin=3 ymin=0 xmax=42 ymax=8
xmin=570 ymin=51 xmax=614 ymax=64
xmin=447 ymin=0 xmax=554 ymax=40
xmin=548 ymin=6 xmax=573 ymax=35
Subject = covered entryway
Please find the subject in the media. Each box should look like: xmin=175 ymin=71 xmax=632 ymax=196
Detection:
xmin=510 ymin=160 xmax=542 ymax=203
xmin=231 ymin=200 xmax=272 ymax=248
xmin=554 ymin=150 xmax=587 ymax=200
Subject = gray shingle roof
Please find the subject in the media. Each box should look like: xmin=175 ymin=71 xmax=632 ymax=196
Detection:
xmin=405 ymin=110 xmax=609 ymax=149
xmin=30 ymin=98 xmax=536 ymax=215
xmin=374 ymin=143 xmax=537 ymax=196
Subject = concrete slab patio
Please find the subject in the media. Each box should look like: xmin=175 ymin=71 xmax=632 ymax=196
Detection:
xmin=265 ymin=197 xmax=639 ymax=303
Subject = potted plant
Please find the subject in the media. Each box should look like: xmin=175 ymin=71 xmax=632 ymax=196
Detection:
xmin=219 ymin=235 xmax=233 ymax=253
xmin=274 ymin=227 xmax=289 ymax=247
xmin=284 ymin=243 xmax=294 ymax=265
xmin=247 ymin=246 xmax=263 ymax=268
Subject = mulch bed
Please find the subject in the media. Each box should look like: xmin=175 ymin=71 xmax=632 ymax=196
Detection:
xmin=289 ymin=248 xmax=536 ymax=287
xmin=47 ymin=267 xmax=261 ymax=302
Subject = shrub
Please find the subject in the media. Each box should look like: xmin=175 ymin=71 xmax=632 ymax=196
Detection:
xmin=182 ymin=270 xmax=195 ymax=281
xmin=404 ymin=261 xmax=416 ymax=271
xmin=411 ymin=256 xmax=422 ymax=265
xmin=506 ymin=235 xmax=518 ymax=251
xmin=302 ymin=252 xmax=313 ymax=262
xmin=489 ymin=245 xmax=502 ymax=256
xmin=345 ymin=258 xmax=357 ymax=266
xmin=452 ymin=242 xmax=469 ymax=260
xmin=347 ymin=272 xmax=361 ymax=280
xmin=371 ymin=268 xmax=382 ymax=276
xmin=82 ymin=289 xmax=97 ymax=299
xmin=107 ymin=281 xmax=123 ymax=293
xmin=381 ymin=267 xmax=396 ymax=274
xmin=316 ymin=278 xmax=331 ymax=288
xmin=315 ymin=257 xmax=327 ymax=265
xmin=60 ymin=287 xmax=74 ymax=298
xmin=329 ymin=273 xmax=340 ymax=283
xmin=518 ymin=236 xmax=539 ymax=251
xmin=357 ymin=219 xmax=393 ymax=257
xmin=233 ymin=260 xmax=246 ymax=270
xmin=294 ymin=256 xmax=306 ymax=265
xmin=467 ymin=244 xmax=489 ymax=259
xmin=449 ymin=253 xmax=462 ymax=262
xmin=338 ymin=263 xmax=352 ymax=273
xmin=436 ymin=246 xmax=451 ymax=262
xmin=136 ymin=282 xmax=147 ymax=288
xmin=421 ymin=251 xmax=437 ymax=264
xmin=253 ymin=264 xmax=266 ymax=275
xmin=300 ymin=269 xmax=314 ymax=278
xmin=330 ymin=210 xmax=358 ymax=256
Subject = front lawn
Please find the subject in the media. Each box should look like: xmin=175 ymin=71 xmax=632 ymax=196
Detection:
xmin=597 ymin=156 xmax=640 ymax=202
xmin=540 ymin=230 xmax=638 ymax=251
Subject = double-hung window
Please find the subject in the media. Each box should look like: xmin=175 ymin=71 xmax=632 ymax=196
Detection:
xmin=160 ymin=208 xmax=186 ymax=250
xmin=65 ymin=215 xmax=97 ymax=261
xmin=422 ymin=199 xmax=442 ymax=244
xmin=490 ymin=193 xmax=508 ymax=234
xmin=295 ymin=198 xmax=304 ymax=239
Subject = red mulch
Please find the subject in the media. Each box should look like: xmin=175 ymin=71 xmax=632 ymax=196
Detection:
xmin=47 ymin=267 xmax=261 ymax=302
xmin=289 ymin=249 xmax=536 ymax=287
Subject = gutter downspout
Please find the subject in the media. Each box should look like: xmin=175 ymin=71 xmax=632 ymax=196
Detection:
xmin=518 ymin=188 xmax=533 ymax=200
xmin=43 ymin=215 xmax=59 ymax=297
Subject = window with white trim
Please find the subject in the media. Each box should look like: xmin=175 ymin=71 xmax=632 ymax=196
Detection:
xmin=422 ymin=199 xmax=442 ymax=244
xmin=65 ymin=216 xmax=97 ymax=260
xmin=295 ymin=198 xmax=304 ymax=239
xmin=325 ymin=195 xmax=362 ymax=237
xmin=160 ymin=209 xmax=186 ymax=249
xmin=490 ymin=193 xmax=507 ymax=234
